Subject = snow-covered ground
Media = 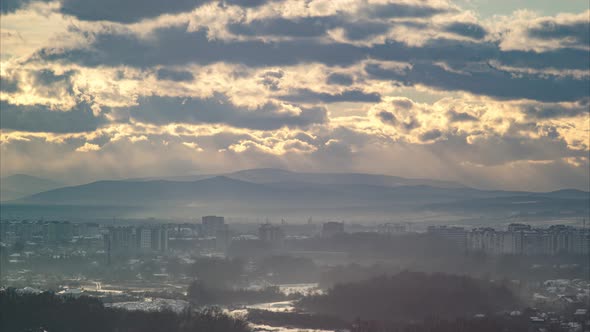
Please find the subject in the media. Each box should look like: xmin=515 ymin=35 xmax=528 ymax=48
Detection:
xmin=104 ymin=298 xmax=189 ymax=313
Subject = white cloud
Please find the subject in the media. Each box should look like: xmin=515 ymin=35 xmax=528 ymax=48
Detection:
xmin=75 ymin=142 xmax=101 ymax=152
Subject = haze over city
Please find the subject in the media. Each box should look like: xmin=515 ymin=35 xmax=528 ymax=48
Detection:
xmin=1 ymin=0 xmax=589 ymax=332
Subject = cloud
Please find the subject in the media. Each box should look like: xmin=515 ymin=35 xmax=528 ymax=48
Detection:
xmin=362 ymin=2 xmax=450 ymax=19
xmin=182 ymin=141 xmax=204 ymax=151
xmin=528 ymin=20 xmax=590 ymax=48
xmin=259 ymin=70 xmax=284 ymax=91
xmin=491 ymin=10 xmax=590 ymax=53
xmin=447 ymin=110 xmax=479 ymax=122
xmin=34 ymin=25 xmax=364 ymax=68
xmin=0 ymin=101 xmax=108 ymax=133
xmin=365 ymin=61 xmax=590 ymax=102
xmin=1 ymin=96 xmax=588 ymax=191
xmin=122 ymin=93 xmax=327 ymax=130
xmin=228 ymin=16 xmax=334 ymax=38
xmin=59 ymin=0 xmax=206 ymax=23
xmin=370 ymin=97 xmax=422 ymax=133
xmin=444 ymin=22 xmax=487 ymax=39
xmin=1 ymin=67 xmax=80 ymax=110
xmin=520 ymin=100 xmax=590 ymax=119
xmin=375 ymin=110 xmax=397 ymax=125
xmin=58 ymin=0 xmax=275 ymax=23
xmin=30 ymin=11 xmax=590 ymax=83
xmin=279 ymin=88 xmax=381 ymax=103
xmin=419 ymin=129 xmax=443 ymax=142
xmin=0 ymin=0 xmax=47 ymax=13
xmin=32 ymin=68 xmax=76 ymax=85
xmin=76 ymin=142 xmax=101 ymax=152
xmin=0 ymin=75 xmax=20 ymax=93
xmin=326 ymin=73 xmax=354 ymax=86
xmin=2 ymin=1 xmax=589 ymax=191
xmin=156 ymin=68 xmax=194 ymax=82
xmin=228 ymin=16 xmax=390 ymax=41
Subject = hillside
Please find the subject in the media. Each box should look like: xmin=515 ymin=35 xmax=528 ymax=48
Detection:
xmin=4 ymin=169 xmax=588 ymax=219
xmin=136 ymin=168 xmax=467 ymax=189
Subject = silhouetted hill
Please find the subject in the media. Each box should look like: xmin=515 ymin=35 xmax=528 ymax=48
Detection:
xmin=227 ymin=168 xmax=467 ymax=189
xmin=15 ymin=176 xmax=530 ymax=208
xmin=137 ymin=168 xmax=467 ymax=189
xmin=535 ymin=189 xmax=590 ymax=199
xmin=427 ymin=194 xmax=589 ymax=216
xmin=5 ymin=170 xmax=588 ymax=219
xmin=20 ymin=176 xmax=272 ymax=206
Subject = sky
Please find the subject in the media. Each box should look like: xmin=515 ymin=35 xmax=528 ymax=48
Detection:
xmin=0 ymin=0 xmax=589 ymax=191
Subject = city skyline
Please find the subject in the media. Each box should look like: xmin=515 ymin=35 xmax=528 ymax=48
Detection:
xmin=1 ymin=0 xmax=589 ymax=191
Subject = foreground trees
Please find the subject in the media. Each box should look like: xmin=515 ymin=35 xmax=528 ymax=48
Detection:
xmin=298 ymin=271 xmax=521 ymax=322
xmin=0 ymin=289 xmax=250 ymax=332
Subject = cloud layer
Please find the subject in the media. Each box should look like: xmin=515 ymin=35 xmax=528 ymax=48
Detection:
xmin=1 ymin=0 xmax=589 ymax=191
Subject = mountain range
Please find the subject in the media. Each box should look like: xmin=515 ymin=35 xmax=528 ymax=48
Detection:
xmin=1 ymin=169 xmax=588 ymax=220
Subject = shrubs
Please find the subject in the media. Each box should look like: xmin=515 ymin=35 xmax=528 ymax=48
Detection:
xmin=298 ymin=271 xmax=521 ymax=322
xmin=0 ymin=289 xmax=250 ymax=332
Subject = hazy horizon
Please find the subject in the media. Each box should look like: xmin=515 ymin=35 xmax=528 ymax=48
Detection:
xmin=4 ymin=166 xmax=590 ymax=192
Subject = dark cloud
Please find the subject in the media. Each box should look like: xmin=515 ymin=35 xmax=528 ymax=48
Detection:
xmin=376 ymin=110 xmax=397 ymax=124
xmin=375 ymin=110 xmax=420 ymax=131
xmin=326 ymin=73 xmax=354 ymax=86
xmin=529 ymin=21 xmax=590 ymax=47
xmin=156 ymin=68 xmax=194 ymax=82
xmin=35 ymin=25 xmax=366 ymax=68
xmin=59 ymin=0 xmax=208 ymax=23
xmin=390 ymin=99 xmax=414 ymax=110
xmin=0 ymin=101 xmax=107 ymax=133
xmin=29 ymin=23 xmax=589 ymax=104
xmin=370 ymin=38 xmax=590 ymax=71
xmin=0 ymin=75 xmax=20 ymax=93
xmin=229 ymin=16 xmax=389 ymax=40
xmin=59 ymin=0 xmax=274 ymax=23
xmin=227 ymin=2 xmax=448 ymax=39
xmin=35 ymin=25 xmax=589 ymax=73
xmin=403 ymin=118 xmax=421 ymax=131
xmin=32 ymin=69 xmax=76 ymax=86
xmin=343 ymin=21 xmax=390 ymax=40
xmin=259 ymin=70 xmax=284 ymax=91
xmin=496 ymin=46 xmax=589 ymax=71
xmin=447 ymin=110 xmax=478 ymax=122
xmin=279 ymin=88 xmax=381 ymax=103
xmin=444 ymin=22 xmax=487 ymax=39
xmin=224 ymin=0 xmax=275 ymax=8
xmin=0 ymin=0 xmax=49 ymax=13
xmin=124 ymin=93 xmax=327 ymax=130
xmin=363 ymin=3 xmax=450 ymax=19
xmin=521 ymin=101 xmax=590 ymax=119
xmin=228 ymin=17 xmax=334 ymax=37
xmin=365 ymin=62 xmax=590 ymax=102
xmin=419 ymin=129 xmax=443 ymax=142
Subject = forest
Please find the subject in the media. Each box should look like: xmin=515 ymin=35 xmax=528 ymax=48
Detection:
xmin=297 ymin=271 xmax=521 ymax=322
xmin=0 ymin=289 xmax=250 ymax=332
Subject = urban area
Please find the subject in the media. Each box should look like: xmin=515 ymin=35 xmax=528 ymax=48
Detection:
xmin=1 ymin=216 xmax=589 ymax=332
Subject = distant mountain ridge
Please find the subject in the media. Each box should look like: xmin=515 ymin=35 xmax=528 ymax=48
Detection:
xmin=6 ymin=169 xmax=588 ymax=220
xmin=135 ymin=168 xmax=467 ymax=189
